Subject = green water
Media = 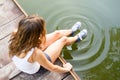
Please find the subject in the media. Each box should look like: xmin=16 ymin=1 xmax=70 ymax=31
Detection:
xmin=17 ymin=0 xmax=120 ymax=80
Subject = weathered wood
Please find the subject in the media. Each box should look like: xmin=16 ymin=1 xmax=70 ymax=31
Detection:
xmin=63 ymin=75 xmax=75 ymax=80
xmin=0 ymin=62 xmax=20 ymax=80
xmin=0 ymin=0 xmax=22 ymax=27
xmin=0 ymin=36 xmax=11 ymax=67
xmin=0 ymin=14 xmax=24 ymax=40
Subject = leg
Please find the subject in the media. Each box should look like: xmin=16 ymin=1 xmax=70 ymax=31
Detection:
xmin=44 ymin=36 xmax=78 ymax=63
xmin=41 ymin=29 xmax=72 ymax=50
xmin=44 ymin=29 xmax=88 ymax=63
xmin=41 ymin=21 xmax=82 ymax=50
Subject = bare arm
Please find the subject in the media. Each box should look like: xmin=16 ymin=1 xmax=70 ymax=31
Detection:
xmin=33 ymin=48 xmax=72 ymax=73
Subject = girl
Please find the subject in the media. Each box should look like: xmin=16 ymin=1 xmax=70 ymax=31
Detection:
xmin=9 ymin=15 xmax=87 ymax=74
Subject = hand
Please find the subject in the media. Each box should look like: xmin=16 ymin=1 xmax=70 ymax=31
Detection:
xmin=63 ymin=63 xmax=73 ymax=72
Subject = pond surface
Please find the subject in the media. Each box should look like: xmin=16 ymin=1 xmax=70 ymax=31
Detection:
xmin=17 ymin=0 xmax=120 ymax=80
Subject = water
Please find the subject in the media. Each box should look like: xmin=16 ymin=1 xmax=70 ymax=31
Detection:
xmin=17 ymin=0 xmax=120 ymax=80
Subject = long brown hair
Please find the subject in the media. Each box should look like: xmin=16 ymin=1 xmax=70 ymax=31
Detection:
xmin=9 ymin=15 xmax=46 ymax=57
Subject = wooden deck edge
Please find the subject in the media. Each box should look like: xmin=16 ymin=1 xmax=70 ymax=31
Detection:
xmin=12 ymin=0 xmax=28 ymax=17
xmin=59 ymin=56 xmax=80 ymax=80
xmin=12 ymin=0 xmax=80 ymax=80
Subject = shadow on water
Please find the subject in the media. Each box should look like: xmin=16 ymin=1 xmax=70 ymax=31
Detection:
xmin=16 ymin=0 xmax=120 ymax=79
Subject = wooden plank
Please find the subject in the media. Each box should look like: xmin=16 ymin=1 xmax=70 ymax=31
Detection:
xmin=0 ymin=0 xmax=22 ymax=27
xmin=63 ymin=75 xmax=75 ymax=80
xmin=0 ymin=14 xmax=24 ymax=40
xmin=0 ymin=62 xmax=20 ymax=80
xmin=0 ymin=36 xmax=11 ymax=67
xmin=0 ymin=0 xmax=24 ymax=79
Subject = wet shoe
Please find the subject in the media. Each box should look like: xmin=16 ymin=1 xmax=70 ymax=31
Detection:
xmin=76 ymin=29 xmax=87 ymax=42
xmin=70 ymin=22 xmax=81 ymax=36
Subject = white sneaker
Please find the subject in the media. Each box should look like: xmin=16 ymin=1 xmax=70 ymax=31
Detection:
xmin=76 ymin=29 xmax=87 ymax=42
xmin=71 ymin=22 xmax=81 ymax=32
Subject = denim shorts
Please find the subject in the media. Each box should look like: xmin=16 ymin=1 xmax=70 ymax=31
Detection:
xmin=44 ymin=53 xmax=52 ymax=62
xmin=36 ymin=53 xmax=52 ymax=73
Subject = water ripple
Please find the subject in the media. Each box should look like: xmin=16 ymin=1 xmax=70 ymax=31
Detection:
xmin=43 ymin=4 xmax=111 ymax=71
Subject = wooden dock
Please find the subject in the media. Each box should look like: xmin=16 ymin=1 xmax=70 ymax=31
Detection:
xmin=0 ymin=0 xmax=80 ymax=80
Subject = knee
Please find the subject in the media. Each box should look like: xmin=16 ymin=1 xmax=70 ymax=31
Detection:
xmin=54 ymin=30 xmax=62 ymax=37
xmin=60 ymin=36 xmax=68 ymax=43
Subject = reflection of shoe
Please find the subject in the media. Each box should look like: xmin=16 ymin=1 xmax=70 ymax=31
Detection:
xmin=70 ymin=22 xmax=81 ymax=36
xmin=71 ymin=22 xmax=81 ymax=32
xmin=76 ymin=29 xmax=87 ymax=42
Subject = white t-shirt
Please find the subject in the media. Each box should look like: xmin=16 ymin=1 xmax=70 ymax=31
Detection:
xmin=12 ymin=48 xmax=40 ymax=74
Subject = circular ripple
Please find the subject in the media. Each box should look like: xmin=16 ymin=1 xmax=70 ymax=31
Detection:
xmin=40 ymin=2 xmax=111 ymax=71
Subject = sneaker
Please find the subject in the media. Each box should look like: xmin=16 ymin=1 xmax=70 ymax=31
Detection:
xmin=76 ymin=29 xmax=87 ymax=42
xmin=71 ymin=22 xmax=81 ymax=32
